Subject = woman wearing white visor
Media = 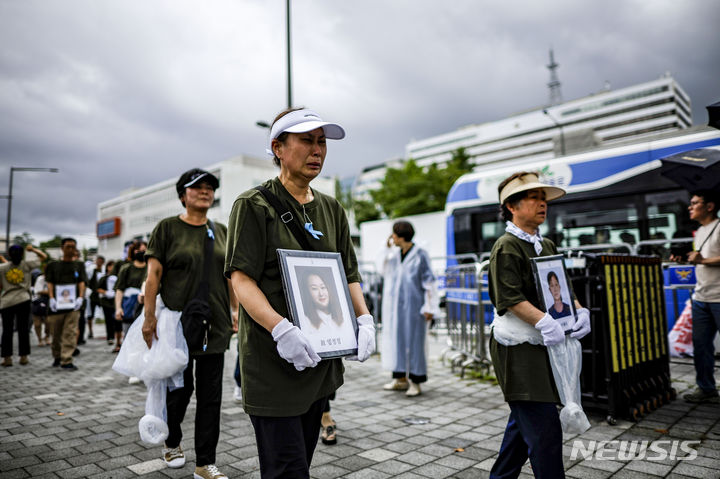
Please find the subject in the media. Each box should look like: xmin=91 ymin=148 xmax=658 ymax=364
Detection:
xmin=225 ymin=108 xmax=375 ymax=478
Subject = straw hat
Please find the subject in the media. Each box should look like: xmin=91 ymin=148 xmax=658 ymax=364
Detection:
xmin=499 ymin=172 xmax=566 ymax=204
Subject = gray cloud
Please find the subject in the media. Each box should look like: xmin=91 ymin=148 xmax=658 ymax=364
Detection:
xmin=1 ymin=0 xmax=719 ymax=246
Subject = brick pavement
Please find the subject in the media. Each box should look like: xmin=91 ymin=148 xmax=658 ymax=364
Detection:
xmin=1 ymin=326 xmax=718 ymax=478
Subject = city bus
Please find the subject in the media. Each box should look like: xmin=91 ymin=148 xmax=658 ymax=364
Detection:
xmin=443 ymin=126 xmax=720 ymax=327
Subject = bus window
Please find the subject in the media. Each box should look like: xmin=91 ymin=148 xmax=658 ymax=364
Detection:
xmin=452 ymin=209 xmax=505 ymax=257
xmin=553 ymin=205 xmax=639 ymax=248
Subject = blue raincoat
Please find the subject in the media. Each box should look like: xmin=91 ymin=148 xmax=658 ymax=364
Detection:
xmin=380 ymin=244 xmax=439 ymax=377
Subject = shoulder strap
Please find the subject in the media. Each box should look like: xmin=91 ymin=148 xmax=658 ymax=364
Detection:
xmin=254 ymin=185 xmax=314 ymax=251
xmin=697 ymin=219 xmax=719 ymax=253
xmin=197 ymin=220 xmax=215 ymax=300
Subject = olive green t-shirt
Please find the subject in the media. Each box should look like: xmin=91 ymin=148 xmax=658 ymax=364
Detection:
xmin=224 ymin=177 xmax=361 ymax=417
xmin=45 ymin=260 xmax=87 ymax=298
xmin=488 ymin=232 xmax=561 ymax=403
xmin=114 ymin=263 xmax=147 ymax=291
xmin=145 ymin=216 xmax=232 ymax=355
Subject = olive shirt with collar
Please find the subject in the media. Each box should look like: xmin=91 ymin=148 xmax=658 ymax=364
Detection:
xmin=224 ymin=177 xmax=361 ymax=417
xmin=488 ymin=232 xmax=562 ymax=404
xmin=145 ymin=216 xmax=232 ymax=356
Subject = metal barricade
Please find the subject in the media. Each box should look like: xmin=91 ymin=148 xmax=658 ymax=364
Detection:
xmin=440 ymin=260 xmax=492 ymax=377
xmin=570 ymin=253 xmax=675 ymax=424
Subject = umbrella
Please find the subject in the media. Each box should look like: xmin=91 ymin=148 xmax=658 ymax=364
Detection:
xmin=707 ymin=101 xmax=720 ymax=130
xmin=659 ymin=145 xmax=720 ymax=191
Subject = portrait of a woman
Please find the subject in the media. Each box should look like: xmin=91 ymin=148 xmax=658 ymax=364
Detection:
xmin=546 ymin=270 xmax=571 ymax=319
xmin=298 ymin=267 xmax=344 ymax=332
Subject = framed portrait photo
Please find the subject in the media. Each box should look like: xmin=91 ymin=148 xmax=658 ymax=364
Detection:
xmin=55 ymin=284 xmax=77 ymax=311
xmin=530 ymin=255 xmax=577 ymax=333
xmin=276 ymin=249 xmax=359 ymax=359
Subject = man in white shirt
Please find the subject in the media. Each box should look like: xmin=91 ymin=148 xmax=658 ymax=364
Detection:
xmin=681 ymin=190 xmax=720 ymax=403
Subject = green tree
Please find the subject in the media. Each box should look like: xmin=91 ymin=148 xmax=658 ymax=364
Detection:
xmin=39 ymin=235 xmax=63 ymax=249
xmin=11 ymin=232 xmax=34 ymax=246
xmin=353 ymin=199 xmax=381 ymax=226
xmin=371 ymin=147 xmax=473 ymax=218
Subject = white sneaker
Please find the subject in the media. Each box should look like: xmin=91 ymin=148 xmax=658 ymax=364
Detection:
xmin=194 ymin=464 xmax=227 ymax=479
xmin=163 ymin=445 xmax=185 ymax=468
xmin=383 ymin=379 xmax=409 ymax=391
xmin=233 ymin=385 xmax=242 ymax=402
xmin=128 ymin=376 xmax=141 ymax=385
xmin=406 ymin=381 xmax=421 ymax=397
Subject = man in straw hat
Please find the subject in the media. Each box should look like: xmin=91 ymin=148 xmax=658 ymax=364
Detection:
xmin=487 ymin=171 xmax=591 ymax=478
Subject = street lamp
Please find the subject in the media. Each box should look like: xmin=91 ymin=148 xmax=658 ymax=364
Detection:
xmin=542 ymin=108 xmax=566 ymax=156
xmin=286 ymin=0 xmax=292 ymax=109
xmin=4 ymin=167 xmax=59 ymax=252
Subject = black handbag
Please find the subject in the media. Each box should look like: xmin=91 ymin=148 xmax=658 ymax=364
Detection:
xmin=31 ymin=296 xmax=49 ymax=317
xmin=180 ymin=221 xmax=215 ymax=351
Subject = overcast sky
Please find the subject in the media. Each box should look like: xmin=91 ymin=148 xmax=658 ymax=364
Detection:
xmin=1 ymin=0 xmax=719 ymax=248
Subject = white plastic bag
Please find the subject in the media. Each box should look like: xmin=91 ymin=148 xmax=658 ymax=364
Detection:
xmin=112 ymin=300 xmax=188 ymax=444
xmin=547 ymin=337 xmax=591 ymax=434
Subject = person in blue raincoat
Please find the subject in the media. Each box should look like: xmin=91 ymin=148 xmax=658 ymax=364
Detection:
xmin=380 ymin=220 xmax=439 ymax=397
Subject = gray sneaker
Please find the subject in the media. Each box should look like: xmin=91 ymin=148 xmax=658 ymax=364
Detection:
xmin=683 ymin=388 xmax=720 ymax=404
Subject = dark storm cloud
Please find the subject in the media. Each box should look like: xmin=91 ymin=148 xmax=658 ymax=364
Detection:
xmin=1 ymin=0 xmax=719 ymax=246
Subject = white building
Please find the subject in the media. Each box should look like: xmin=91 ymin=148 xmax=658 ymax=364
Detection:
xmin=355 ymin=74 xmax=691 ymax=196
xmin=96 ymin=155 xmax=335 ymax=259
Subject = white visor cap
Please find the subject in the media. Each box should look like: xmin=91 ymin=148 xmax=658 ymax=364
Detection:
xmin=267 ymin=109 xmax=345 ymax=156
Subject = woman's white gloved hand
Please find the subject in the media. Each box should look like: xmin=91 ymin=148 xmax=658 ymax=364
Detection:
xmin=571 ymin=308 xmax=591 ymax=339
xmin=534 ymin=313 xmax=565 ymax=346
xmin=271 ymin=318 xmax=321 ymax=371
xmin=346 ymin=314 xmax=376 ymax=362
xmin=73 ymin=297 xmax=84 ymax=311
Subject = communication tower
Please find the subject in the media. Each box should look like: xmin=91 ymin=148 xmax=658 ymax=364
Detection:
xmin=547 ymin=49 xmax=563 ymax=106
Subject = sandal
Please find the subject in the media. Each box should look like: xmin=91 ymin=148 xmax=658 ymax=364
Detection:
xmin=112 ymin=346 xmax=121 ymax=353
xmin=321 ymin=424 xmax=337 ymax=445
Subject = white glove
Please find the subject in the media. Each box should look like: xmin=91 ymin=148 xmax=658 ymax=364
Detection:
xmin=346 ymin=314 xmax=376 ymax=362
xmin=49 ymin=298 xmax=57 ymax=312
xmin=571 ymin=308 xmax=591 ymax=339
xmin=73 ymin=297 xmax=84 ymax=311
xmin=271 ymin=319 xmax=320 ymax=371
xmin=534 ymin=313 xmax=565 ymax=346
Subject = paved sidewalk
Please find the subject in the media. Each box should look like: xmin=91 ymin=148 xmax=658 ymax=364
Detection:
xmin=1 ymin=327 xmax=718 ymax=479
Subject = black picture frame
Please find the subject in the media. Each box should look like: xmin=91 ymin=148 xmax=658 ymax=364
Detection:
xmin=530 ymin=254 xmax=577 ymax=333
xmin=276 ymin=249 xmax=359 ymax=358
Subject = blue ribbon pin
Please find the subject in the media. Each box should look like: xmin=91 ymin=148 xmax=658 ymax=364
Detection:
xmin=304 ymin=222 xmax=324 ymax=240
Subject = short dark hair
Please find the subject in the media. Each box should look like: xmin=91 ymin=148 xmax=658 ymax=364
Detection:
xmin=392 ymin=221 xmax=415 ymax=242
xmin=127 ymin=241 xmax=147 ymax=259
xmin=269 ymin=106 xmax=305 ymax=167
xmin=547 ymin=270 xmax=559 ymax=284
xmin=497 ymin=171 xmax=535 ymax=222
xmin=61 ymin=237 xmax=76 ymax=246
xmin=692 ymin=189 xmax=720 ymax=214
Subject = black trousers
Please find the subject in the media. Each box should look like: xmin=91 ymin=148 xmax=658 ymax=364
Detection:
xmin=102 ymin=306 xmax=116 ymax=339
xmin=392 ymin=371 xmax=427 ymax=384
xmin=166 ymin=353 xmax=224 ymax=467
xmin=1 ymin=300 xmax=31 ymax=357
xmin=76 ymin=301 xmax=86 ymax=342
xmin=250 ymin=396 xmax=329 ymax=479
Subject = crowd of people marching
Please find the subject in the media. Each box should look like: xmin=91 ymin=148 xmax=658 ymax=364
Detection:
xmin=1 ymin=107 xmax=718 ymax=479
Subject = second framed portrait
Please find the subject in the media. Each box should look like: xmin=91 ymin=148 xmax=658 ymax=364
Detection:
xmin=277 ymin=249 xmax=359 ymax=358
xmin=530 ymin=254 xmax=577 ymax=333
